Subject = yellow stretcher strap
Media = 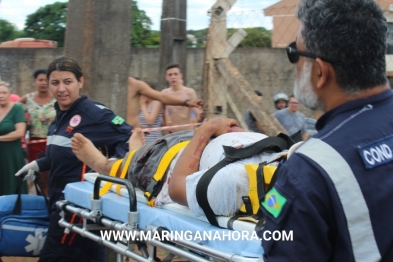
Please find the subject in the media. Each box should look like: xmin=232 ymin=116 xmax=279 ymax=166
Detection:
xmin=144 ymin=140 xmax=190 ymax=204
xmin=115 ymin=149 xmax=137 ymax=194
xmin=241 ymin=164 xmax=260 ymax=214
xmin=98 ymin=159 xmax=122 ymax=197
xmin=240 ymin=163 xmax=279 ymax=215
xmin=98 ymin=149 xmax=137 ymax=197
xmin=263 ymin=166 xmax=276 ymax=186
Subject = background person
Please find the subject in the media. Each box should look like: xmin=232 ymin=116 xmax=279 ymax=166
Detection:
xmin=138 ymin=80 xmax=164 ymax=144
xmin=162 ymin=63 xmax=200 ymax=132
xmin=0 ymin=81 xmax=27 ymax=195
xmin=8 ymin=93 xmax=27 ymax=161
xmin=273 ymin=94 xmax=308 ymax=140
xmin=305 ymin=110 xmax=323 ymax=137
xmin=260 ymin=0 xmax=393 ymax=260
xmin=190 ymin=106 xmax=204 ymax=126
xmin=273 ymin=92 xmax=289 ymax=110
xmin=15 ymin=56 xmax=132 ymax=262
xmin=19 ymin=68 xmax=56 ymax=195
xmin=126 ymin=77 xmax=202 ymax=128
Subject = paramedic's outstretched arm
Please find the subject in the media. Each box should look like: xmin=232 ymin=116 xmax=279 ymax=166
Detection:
xmin=169 ymin=118 xmax=240 ymax=206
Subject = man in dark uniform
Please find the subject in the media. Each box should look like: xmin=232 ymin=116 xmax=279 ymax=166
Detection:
xmin=260 ymin=0 xmax=393 ymax=261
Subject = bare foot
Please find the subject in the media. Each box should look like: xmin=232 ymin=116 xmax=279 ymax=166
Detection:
xmin=71 ymin=133 xmax=110 ymax=174
xmin=129 ymin=128 xmax=146 ymax=151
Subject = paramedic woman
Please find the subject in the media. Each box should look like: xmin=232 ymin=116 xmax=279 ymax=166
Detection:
xmin=15 ymin=56 xmax=132 ymax=262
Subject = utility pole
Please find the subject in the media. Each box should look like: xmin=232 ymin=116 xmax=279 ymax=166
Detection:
xmin=64 ymin=0 xmax=132 ymax=117
xmin=158 ymin=0 xmax=187 ymax=90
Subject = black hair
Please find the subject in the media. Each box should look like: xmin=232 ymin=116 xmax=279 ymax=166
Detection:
xmin=47 ymin=56 xmax=83 ymax=82
xmin=166 ymin=62 xmax=181 ymax=72
xmin=33 ymin=68 xmax=47 ymax=79
xmin=254 ymin=90 xmax=263 ymax=96
xmin=297 ymin=0 xmax=388 ymax=92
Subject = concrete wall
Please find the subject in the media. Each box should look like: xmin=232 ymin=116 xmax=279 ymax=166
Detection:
xmin=0 ymin=48 xmax=63 ymax=95
xmin=0 ymin=47 xmax=303 ymax=117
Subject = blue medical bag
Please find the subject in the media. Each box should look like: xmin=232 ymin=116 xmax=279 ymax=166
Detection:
xmin=0 ymin=177 xmax=49 ymax=257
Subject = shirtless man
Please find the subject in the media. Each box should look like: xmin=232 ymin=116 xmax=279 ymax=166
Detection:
xmin=162 ymin=63 xmax=199 ymax=132
xmin=126 ymin=77 xmax=202 ymax=128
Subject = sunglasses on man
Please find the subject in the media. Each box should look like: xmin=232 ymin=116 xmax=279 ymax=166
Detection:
xmin=286 ymin=41 xmax=339 ymax=65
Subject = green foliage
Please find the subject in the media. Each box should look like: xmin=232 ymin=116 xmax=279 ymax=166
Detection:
xmin=131 ymin=1 xmax=153 ymax=47
xmin=0 ymin=19 xmax=23 ymax=42
xmin=23 ymin=2 xmax=67 ymax=47
xmin=142 ymin=30 xmax=160 ymax=48
xmin=185 ymin=27 xmax=272 ymax=48
xmin=228 ymin=27 xmax=272 ymax=47
xmin=186 ymin=29 xmax=207 ymax=48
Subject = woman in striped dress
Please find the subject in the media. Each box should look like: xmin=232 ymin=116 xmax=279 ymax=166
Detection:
xmin=138 ymin=81 xmax=163 ymax=144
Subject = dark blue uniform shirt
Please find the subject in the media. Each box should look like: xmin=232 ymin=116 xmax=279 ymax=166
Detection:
xmin=36 ymin=95 xmax=132 ymax=212
xmin=261 ymin=89 xmax=393 ymax=261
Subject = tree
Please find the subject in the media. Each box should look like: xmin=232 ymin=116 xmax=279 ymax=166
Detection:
xmin=131 ymin=1 xmax=153 ymax=47
xmin=21 ymin=1 xmax=155 ymax=48
xmin=0 ymin=19 xmax=23 ymax=42
xmin=24 ymin=2 xmax=67 ymax=47
xmin=142 ymin=30 xmax=160 ymax=47
xmin=187 ymin=29 xmax=207 ymax=48
xmin=228 ymin=27 xmax=272 ymax=48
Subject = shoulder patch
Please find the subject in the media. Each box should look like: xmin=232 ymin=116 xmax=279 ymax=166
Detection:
xmin=112 ymin=116 xmax=125 ymax=125
xmin=358 ymin=134 xmax=393 ymax=169
xmin=262 ymin=187 xmax=287 ymax=219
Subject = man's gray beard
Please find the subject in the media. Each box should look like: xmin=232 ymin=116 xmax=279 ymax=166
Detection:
xmin=294 ymin=60 xmax=323 ymax=111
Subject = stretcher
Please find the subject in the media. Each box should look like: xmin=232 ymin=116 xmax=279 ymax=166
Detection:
xmin=58 ymin=172 xmax=264 ymax=262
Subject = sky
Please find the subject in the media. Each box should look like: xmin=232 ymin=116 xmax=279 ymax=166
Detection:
xmin=0 ymin=0 xmax=281 ymax=31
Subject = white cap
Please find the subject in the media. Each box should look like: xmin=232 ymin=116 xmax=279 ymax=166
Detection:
xmin=273 ymin=93 xmax=289 ymax=102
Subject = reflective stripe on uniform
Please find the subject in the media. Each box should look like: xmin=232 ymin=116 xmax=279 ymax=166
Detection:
xmin=46 ymin=135 xmax=71 ymax=147
xmin=297 ymin=138 xmax=381 ymax=262
xmin=95 ymin=104 xmax=107 ymax=110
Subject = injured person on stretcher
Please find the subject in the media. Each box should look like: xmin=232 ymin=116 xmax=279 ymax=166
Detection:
xmin=71 ymin=118 xmax=301 ymax=218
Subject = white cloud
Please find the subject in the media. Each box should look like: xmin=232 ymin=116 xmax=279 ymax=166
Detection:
xmin=0 ymin=0 xmax=66 ymax=29
xmin=0 ymin=0 xmax=280 ymax=31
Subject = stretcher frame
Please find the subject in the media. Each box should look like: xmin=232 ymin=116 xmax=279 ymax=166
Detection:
xmin=57 ymin=175 xmax=262 ymax=262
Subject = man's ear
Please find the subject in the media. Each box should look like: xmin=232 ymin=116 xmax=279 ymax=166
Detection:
xmin=79 ymin=76 xmax=84 ymax=89
xmin=315 ymin=58 xmax=331 ymax=89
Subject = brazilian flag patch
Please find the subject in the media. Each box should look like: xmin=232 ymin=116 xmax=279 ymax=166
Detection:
xmin=262 ymin=187 xmax=287 ymax=218
xmin=112 ymin=116 xmax=125 ymax=125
